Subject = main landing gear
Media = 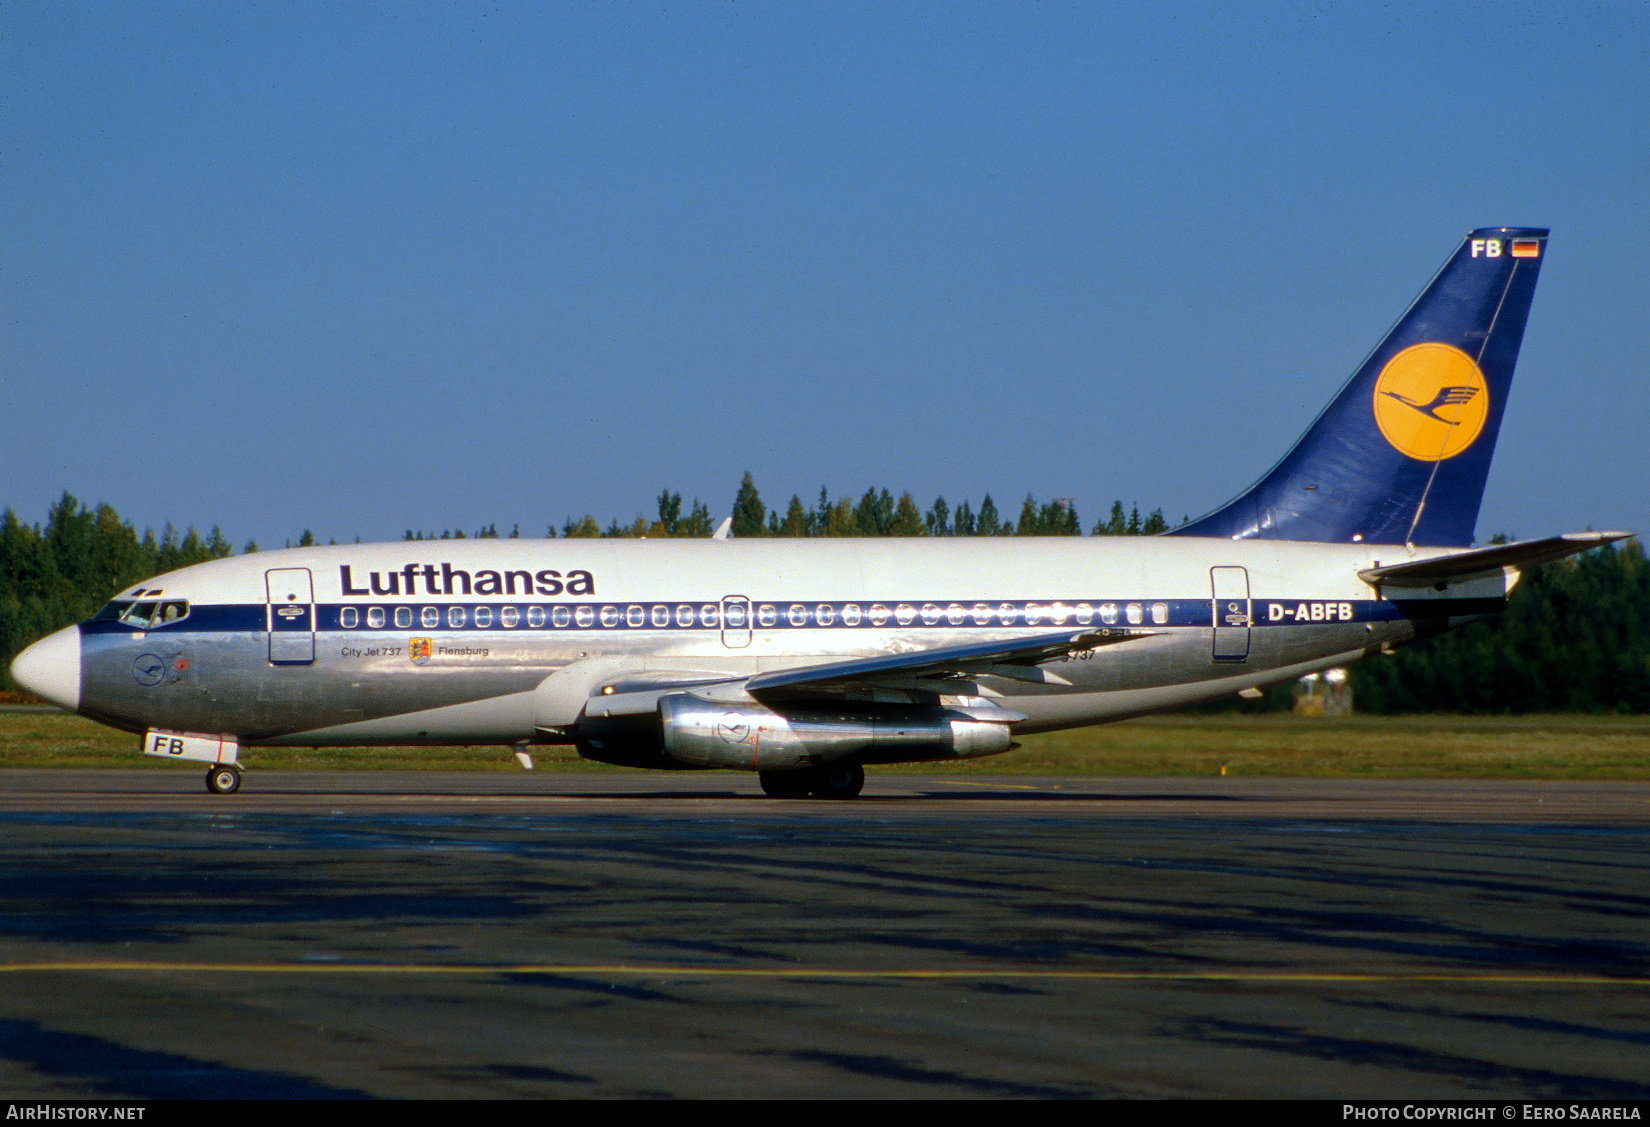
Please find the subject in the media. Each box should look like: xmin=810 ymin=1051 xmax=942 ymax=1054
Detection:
xmin=205 ymin=764 xmax=242 ymax=794
xmin=759 ymin=763 xmax=865 ymax=800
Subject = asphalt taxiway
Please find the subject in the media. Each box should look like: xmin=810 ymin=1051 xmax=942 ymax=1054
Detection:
xmin=0 ymin=770 xmax=1646 ymax=1098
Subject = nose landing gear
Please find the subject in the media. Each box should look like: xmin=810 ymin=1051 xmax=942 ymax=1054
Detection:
xmin=205 ymin=764 xmax=242 ymax=794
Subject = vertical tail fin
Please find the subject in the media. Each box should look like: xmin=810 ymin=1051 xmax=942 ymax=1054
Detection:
xmin=1172 ymin=227 xmax=1548 ymax=546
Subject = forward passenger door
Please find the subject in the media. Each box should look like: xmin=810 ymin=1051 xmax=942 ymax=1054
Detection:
xmin=266 ymin=568 xmax=316 ymax=665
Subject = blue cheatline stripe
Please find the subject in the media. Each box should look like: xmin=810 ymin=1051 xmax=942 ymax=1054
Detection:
xmin=79 ymin=596 xmax=1500 ymax=636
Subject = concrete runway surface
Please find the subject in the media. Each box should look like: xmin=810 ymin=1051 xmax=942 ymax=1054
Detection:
xmin=0 ymin=770 xmax=1646 ymax=1098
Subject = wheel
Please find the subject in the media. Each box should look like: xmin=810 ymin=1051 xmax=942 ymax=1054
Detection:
xmin=810 ymin=762 xmax=864 ymax=800
xmin=759 ymin=770 xmax=814 ymax=799
xmin=205 ymin=764 xmax=242 ymax=794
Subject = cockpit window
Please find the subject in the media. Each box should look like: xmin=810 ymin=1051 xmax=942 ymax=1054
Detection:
xmin=95 ymin=599 xmax=189 ymax=628
xmin=122 ymin=602 xmax=159 ymax=626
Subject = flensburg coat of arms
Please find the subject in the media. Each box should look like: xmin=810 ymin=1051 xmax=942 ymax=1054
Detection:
xmin=410 ymin=638 xmax=433 ymax=665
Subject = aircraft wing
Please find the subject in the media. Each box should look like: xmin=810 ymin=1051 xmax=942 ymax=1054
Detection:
xmin=576 ymin=627 xmax=1157 ymax=720
xmin=744 ymin=626 xmax=1157 ymax=692
xmin=1359 ymin=531 xmax=1634 ymax=588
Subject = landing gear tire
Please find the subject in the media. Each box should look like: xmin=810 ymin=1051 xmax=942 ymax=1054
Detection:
xmin=205 ymin=764 xmax=242 ymax=795
xmin=810 ymin=762 xmax=865 ymax=800
xmin=759 ymin=770 xmax=814 ymax=799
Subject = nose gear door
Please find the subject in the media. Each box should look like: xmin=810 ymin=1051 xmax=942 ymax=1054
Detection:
xmin=1210 ymin=566 xmax=1251 ymax=662
xmin=266 ymin=568 xmax=316 ymax=665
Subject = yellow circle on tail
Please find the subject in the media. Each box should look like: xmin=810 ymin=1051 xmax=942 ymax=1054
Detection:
xmin=1372 ymin=343 xmax=1489 ymax=461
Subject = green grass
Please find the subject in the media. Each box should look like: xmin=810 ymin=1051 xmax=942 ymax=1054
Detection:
xmin=4 ymin=709 xmax=1649 ymax=778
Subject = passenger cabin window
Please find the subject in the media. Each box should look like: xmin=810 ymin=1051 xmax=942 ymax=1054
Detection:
xmin=474 ymin=606 xmax=493 ymax=628
xmin=529 ymin=606 xmax=546 ymax=627
xmin=500 ymin=607 xmax=518 ymax=628
xmin=368 ymin=607 xmax=386 ymax=628
xmin=395 ymin=607 xmax=413 ymax=628
xmin=448 ymin=607 xmax=467 ymax=629
xmin=341 ymin=607 xmax=359 ymax=628
xmin=421 ymin=607 xmax=439 ymax=628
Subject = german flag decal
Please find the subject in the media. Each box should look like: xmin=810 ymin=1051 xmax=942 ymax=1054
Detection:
xmin=1510 ymin=239 xmax=1541 ymax=258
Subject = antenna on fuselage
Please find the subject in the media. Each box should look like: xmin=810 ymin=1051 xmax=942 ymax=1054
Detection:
xmin=712 ymin=517 xmax=733 ymax=540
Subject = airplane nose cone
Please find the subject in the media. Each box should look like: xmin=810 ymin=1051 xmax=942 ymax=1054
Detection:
xmin=9 ymin=625 xmax=81 ymax=711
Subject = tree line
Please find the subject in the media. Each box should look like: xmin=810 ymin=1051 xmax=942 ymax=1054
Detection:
xmin=400 ymin=475 xmax=1172 ymax=540
xmin=2 ymin=489 xmax=1644 ymax=712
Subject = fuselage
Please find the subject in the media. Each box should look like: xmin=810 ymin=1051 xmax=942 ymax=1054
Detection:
xmin=46 ymin=535 xmax=1502 ymax=754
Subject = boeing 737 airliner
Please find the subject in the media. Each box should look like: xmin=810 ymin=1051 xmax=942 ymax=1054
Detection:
xmin=10 ymin=227 xmax=1629 ymax=797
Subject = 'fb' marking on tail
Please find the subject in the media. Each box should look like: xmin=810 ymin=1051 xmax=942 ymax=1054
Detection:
xmin=1372 ymin=343 xmax=1490 ymax=462
xmin=1380 ymin=384 xmax=1481 ymax=422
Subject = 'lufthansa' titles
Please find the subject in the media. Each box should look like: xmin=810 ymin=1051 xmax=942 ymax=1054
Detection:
xmin=340 ymin=564 xmax=594 ymax=597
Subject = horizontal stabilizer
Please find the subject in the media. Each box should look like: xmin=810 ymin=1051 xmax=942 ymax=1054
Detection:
xmin=1359 ymin=531 xmax=1633 ymax=588
xmin=744 ymin=627 xmax=1156 ymax=693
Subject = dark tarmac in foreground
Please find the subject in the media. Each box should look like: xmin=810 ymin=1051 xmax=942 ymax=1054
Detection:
xmin=0 ymin=771 xmax=1647 ymax=1099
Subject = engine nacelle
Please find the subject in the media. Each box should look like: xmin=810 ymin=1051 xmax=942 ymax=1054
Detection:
xmin=658 ymin=693 xmax=1013 ymax=771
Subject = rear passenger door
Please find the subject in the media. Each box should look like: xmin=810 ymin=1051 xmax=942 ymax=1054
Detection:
xmin=1210 ymin=566 xmax=1251 ymax=662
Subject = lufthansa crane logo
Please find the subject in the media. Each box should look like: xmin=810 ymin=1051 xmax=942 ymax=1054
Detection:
xmin=716 ymin=714 xmax=752 ymax=745
xmin=1372 ymin=342 xmax=1489 ymax=461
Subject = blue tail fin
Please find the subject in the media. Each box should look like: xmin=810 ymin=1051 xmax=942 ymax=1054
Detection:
xmin=1172 ymin=227 xmax=1548 ymax=546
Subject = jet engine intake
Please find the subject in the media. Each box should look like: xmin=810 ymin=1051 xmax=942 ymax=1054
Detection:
xmin=658 ymin=693 xmax=1013 ymax=771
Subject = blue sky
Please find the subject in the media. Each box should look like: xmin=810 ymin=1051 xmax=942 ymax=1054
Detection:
xmin=3 ymin=2 xmax=1646 ymax=545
